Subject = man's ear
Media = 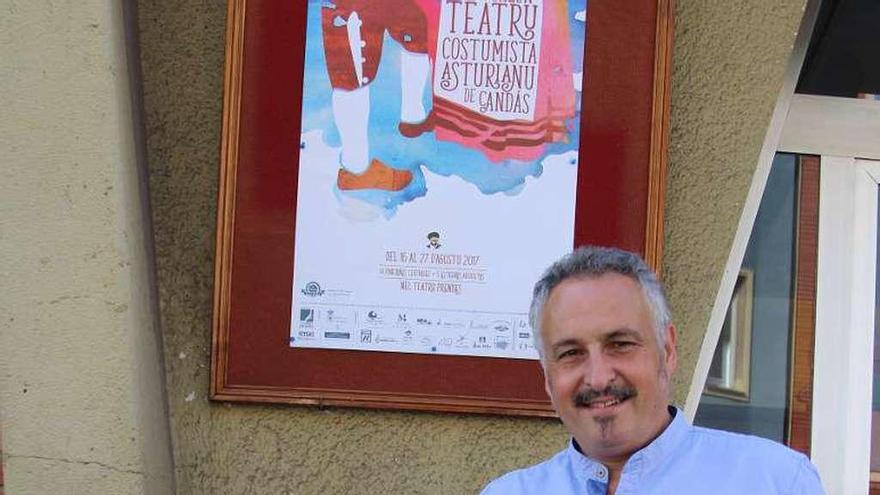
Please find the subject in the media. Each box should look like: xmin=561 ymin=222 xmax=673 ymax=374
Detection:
xmin=541 ymin=358 xmax=556 ymax=401
xmin=543 ymin=369 xmax=560 ymax=413
xmin=664 ymin=324 xmax=678 ymax=374
xmin=544 ymin=371 xmax=552 ymax=399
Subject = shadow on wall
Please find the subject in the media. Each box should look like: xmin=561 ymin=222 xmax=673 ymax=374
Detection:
xmin=1 ymin=427 xmax=4 ymax=494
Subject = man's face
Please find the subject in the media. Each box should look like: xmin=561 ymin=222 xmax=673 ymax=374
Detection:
xmin=540 ymin=273 xmax=677 ymax=462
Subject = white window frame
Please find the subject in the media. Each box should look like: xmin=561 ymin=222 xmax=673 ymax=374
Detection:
xmin=780 ymin=94 xmax=880 ymax=160
xmin=777 ymin=84 xmax=880 ymax=495
xmin=811 ymin=156 xmax=877 ymax=495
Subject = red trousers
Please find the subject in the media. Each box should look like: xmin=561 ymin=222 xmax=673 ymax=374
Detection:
xmin=321 ymin=0 xmax=430 ymax=90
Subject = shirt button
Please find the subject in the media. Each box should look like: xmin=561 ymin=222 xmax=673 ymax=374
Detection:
xmin=595 ymin=467 xmax=607 ymax=480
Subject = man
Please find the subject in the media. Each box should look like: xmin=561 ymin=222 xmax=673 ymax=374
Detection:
xmin=482 ymin=246 xmax=824 ymax=494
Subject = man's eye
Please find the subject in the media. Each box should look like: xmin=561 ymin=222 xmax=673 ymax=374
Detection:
xmin=557 ymin=349 xmax=581 ymax=360
xmin=610 ymin=341 xmax=636 ymax=350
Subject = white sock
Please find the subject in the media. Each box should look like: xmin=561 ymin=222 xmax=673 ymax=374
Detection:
xmin=399 ymin=51 xmax=430 ymax=124
xmin=332 ymin=86 xmax=370 ymax=174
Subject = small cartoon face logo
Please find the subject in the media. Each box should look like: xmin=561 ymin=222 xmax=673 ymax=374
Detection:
xmin=426 ymin=231 xmax=441 ymax=249
xmin=301 ymin=282 xmax=325 ymax=297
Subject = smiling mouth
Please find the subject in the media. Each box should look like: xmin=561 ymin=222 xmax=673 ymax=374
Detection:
xmin=584 ymin=396 xmax=629 ymax=409
xmin=573 ymin=385 xmax=637 ymax=410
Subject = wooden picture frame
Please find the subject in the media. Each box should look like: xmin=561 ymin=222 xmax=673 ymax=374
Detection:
xmin=210 ymin=0 xmax=673 ymax=416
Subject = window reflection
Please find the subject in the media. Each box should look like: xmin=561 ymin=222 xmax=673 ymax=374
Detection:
xmin=694 ymin=154 xmax=797 ymax=443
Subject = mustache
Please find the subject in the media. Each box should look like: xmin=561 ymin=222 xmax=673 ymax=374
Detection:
xmin=573 ymin=384 xmax=637 ymax=407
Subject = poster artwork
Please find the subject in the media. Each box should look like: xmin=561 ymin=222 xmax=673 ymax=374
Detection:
xmin=290 ymin=0 xmax=587 ymax=359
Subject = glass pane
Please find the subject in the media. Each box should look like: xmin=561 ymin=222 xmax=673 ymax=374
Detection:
xmin=872 ymin=185 xmax=880 ymax=473
xmin=694 ymin=153 xmax=797 ymax=443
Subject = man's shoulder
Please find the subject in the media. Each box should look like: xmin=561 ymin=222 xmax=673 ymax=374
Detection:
xmin=680 ymin=425 xmax=821 ymax=489
xmin=687 ymin=425 xmax=807 ymax=463
xmin=480 ymin=448 xmax=575 ymax=495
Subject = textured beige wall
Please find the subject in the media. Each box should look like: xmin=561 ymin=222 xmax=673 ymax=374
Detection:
xmin=136 ymin=1 xmax=805 ymax=493
xmin=664 ymin=0 xmax=807 ymax=404
xmin=0 ymin=1 xmax=173 ymax=493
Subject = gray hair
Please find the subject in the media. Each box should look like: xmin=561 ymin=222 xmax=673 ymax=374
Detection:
xmin=529 ymin=246 xmax=672 ymax=359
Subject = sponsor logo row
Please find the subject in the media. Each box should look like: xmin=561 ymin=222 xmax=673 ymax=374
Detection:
xmin=290 ymin=306 xmax=535 ymax=353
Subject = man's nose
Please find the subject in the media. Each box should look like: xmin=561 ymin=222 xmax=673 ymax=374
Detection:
xmin=582 ymin=352 xmax=616 ymax=389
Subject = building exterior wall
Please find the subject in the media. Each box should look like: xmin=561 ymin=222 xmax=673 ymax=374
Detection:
xmin=0 ymin=1 xmax=174 ymax=494
xmin=135 ymin=1 xmax=808 ymax=493
xmin=1 ymin=0 xmax=810 ymax=493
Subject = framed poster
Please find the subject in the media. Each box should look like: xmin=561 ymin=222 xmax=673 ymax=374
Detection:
xmin=211 ymin=0 xmax=671 ymax=416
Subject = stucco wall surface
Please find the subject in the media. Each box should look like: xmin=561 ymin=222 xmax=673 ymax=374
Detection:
xmin=137 ymin=1 xmax=805 ymax=493
xmin=0 ymin=1 xmax=173 ymax=494
xmin=664 ymin=0 xmax=806 ymax=404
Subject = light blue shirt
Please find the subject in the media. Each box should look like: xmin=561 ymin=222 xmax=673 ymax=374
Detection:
xmin=481 ymin=409 xmax=824 ymax=494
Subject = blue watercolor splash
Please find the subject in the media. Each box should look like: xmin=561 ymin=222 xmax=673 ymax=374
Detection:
xmin=299 ymin=0 xmax=587 ymax=216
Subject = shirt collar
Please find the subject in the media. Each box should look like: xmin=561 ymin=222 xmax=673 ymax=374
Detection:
xmin=565 ymin=407 xmax=691 ymax=484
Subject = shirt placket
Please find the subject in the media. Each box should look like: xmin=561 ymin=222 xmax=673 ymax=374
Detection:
xmin=612 ymin=454 xmax=644 ymax=494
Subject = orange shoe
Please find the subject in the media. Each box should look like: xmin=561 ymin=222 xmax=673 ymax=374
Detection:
xmin=398 ymin=112 xmax=435 ymax=138
xmin=337 ymin=159 xmax=413 ymax=191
